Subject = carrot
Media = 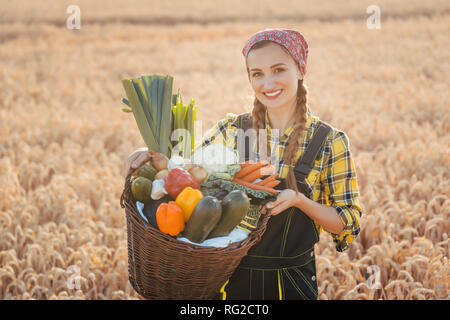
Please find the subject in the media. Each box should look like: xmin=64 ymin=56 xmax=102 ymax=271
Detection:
xmin=241 ymin=168 xmax=266 ymax=183
xmin=242 ymin=164 xmax=276 ymax=182
xmin=264 ymin=180 xmax=281 ymax=188
xmin=232 ymin=177 xmax=278 ymax=194
xmin=259 ymin=164 xmax=275 ymax=176
xmin=234 ymin=161 xmax=267 ymax=179
xmin=255 ymin=173 xmax=278 ymax=186
xmin=239 ymin=160 xmax=253 ymax=169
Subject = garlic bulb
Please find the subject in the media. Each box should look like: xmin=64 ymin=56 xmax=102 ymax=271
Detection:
xmin=151 ymin=179 xmax=168 ymax=200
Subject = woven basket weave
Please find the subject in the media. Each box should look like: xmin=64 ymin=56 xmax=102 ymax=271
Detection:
xmin=119 ymin=170 xmax=270 ymax=300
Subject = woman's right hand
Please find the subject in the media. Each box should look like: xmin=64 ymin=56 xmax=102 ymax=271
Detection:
xmin=123 ymin=147 xmax=150 ymax=177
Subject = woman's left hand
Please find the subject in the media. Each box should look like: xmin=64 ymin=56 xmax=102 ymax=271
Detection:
xmin=260 ymin=189 xmax=304 ymax=215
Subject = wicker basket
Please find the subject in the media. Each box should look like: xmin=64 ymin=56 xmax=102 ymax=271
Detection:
xmin=119 ymin=170 xmax=270 ymax=300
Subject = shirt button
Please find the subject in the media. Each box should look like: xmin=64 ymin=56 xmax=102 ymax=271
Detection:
xmin=312 ymin=275 xmax=316 ymax=281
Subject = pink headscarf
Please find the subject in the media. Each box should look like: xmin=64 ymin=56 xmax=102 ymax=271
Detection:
xmin=242 ymin=28 xmax=309 ymax=78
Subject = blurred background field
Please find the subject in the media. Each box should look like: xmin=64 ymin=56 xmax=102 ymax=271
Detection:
xmin=0 ymin=0 xmax=448 ymax=299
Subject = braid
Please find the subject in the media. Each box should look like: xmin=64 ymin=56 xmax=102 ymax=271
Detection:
xmin=251 ymin=98 xmax=270 ymax=161
xmin=284 ymin=79 xmax=308 ymax=194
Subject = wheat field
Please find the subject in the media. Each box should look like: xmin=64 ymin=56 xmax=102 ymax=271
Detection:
xmin=0 ymin=0 xmax=449 ymax=300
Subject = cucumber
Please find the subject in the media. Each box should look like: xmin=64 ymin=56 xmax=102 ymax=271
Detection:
xmin=207 ymin=190 xmax=250 ymax=239
xmin=183 ymin=196 xmax=222 ymax=243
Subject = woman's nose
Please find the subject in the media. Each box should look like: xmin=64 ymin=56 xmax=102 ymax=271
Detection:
xmin=263 ymin=77 xmax=276 ymax=90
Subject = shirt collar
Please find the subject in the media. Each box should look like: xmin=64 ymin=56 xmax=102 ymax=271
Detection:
xmin=265 ymin=106 xmax=314 ymax=141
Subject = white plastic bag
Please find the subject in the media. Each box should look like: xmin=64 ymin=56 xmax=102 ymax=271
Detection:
xmin=177 ymin=228 xmax=249 ymax=248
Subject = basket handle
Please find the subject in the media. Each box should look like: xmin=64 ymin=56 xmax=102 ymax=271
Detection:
xmin=120 ymin=153 xmax=152 ymax=209
xmin=120 ymin=168 xmax=135 ymax=209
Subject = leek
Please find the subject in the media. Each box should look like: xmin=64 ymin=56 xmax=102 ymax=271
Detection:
xmin=122 ymin=79 xmax=160 ymax=151
xmin=159 ymin=76 xmax=173 ymax=157
xmin=121 ymin=74 xmax=174 ymax=157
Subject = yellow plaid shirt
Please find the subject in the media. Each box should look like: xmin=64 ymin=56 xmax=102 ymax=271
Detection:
xmin=194 ymin=107 xmax=362 ymax=252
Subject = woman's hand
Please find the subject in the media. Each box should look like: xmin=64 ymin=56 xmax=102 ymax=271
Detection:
xmin=259 ymin=189 xmax=304 ymax=215
xmin=258 ymin=188 xmax=345 ymax=234
xmin=123 ymin=147 xmax=150 ymax=177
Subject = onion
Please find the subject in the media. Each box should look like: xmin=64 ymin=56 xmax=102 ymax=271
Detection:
xmin=154 ymin=169 xmax=169 ymax=180
xmin=149 ymin=150 xmax=169 ymax=171
xmin=188 ymin=165 xmax=208 ymax=184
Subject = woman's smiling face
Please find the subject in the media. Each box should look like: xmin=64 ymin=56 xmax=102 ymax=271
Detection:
xmin=246 ymin=41 xmax=302 ymax=110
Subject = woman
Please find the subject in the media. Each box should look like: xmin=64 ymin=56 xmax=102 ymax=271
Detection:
xmin=124 ymin=28 xmax=362 ymax=300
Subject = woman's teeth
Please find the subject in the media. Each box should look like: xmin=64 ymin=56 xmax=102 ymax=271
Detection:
xmin=264 ymin=90 xmax=282 ymax=97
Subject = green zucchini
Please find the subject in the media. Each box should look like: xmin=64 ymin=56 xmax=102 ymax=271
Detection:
xmin=207 ymin=190 xmax=250 ymax=238
xmin=183 ymin=196 xmax=222 ymax=243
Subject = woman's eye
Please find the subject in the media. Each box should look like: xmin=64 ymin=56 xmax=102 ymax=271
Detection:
xmin=251 ymin=69 xmax=283 ymax=77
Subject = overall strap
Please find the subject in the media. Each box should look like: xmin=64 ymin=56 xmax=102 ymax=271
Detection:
xmin=294 ymin=122 xmax=332 ymax=184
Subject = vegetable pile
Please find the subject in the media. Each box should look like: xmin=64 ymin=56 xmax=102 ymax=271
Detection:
xmin=123 ymin=74 xmax=280 ymax=245
xmin=130 ymin=150 xmax=279 ymax=244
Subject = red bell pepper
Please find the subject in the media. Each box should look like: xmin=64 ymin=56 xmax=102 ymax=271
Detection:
xmin=164 ymin=168 xmax=201 ymax=200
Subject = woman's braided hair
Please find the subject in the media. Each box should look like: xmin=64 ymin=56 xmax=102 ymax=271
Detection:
xmin=246 ymin=40 xmax=308 ymax=194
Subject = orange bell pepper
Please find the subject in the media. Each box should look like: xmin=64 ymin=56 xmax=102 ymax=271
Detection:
xmin=156 ymin=201 xmax=185 ymax=236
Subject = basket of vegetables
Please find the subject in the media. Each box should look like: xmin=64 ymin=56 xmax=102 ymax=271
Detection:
xmin=119 ymin=74 xmax=279 ymax=299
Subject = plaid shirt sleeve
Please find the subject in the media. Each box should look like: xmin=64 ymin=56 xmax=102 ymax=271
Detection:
xmin=321 ymin=130 xmax=362 ymax=252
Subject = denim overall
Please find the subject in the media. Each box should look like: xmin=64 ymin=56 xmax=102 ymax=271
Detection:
xmin=220 ymin=113 xmax=331 ymax=300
